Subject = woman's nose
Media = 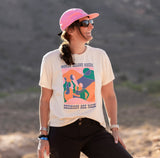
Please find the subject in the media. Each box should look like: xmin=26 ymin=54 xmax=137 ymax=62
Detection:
xmin=88 ymin=23 xmax=94 ymax=30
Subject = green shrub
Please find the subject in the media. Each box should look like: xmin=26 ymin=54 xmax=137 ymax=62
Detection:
xmin=146 ymin=80 xmax=160 ymax=94
xmin=120 ymin=80 xmax=160 ymax=94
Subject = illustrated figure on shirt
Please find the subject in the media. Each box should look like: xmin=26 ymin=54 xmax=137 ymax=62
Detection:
xmin=70 ymin=74 xmax=78 ymax=93
xmin=76 ymin=83 xmax=89 ymax=100
xmin=70 ymin=74 xmax=89 ymax=100
xmin=63 ymin=77 xmax=71 ymax=102
xmin=77 ymin=68 xmax=95 ymax=88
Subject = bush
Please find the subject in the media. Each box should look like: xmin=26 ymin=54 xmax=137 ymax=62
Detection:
xmin=120 ymin=80 xmax=160 ymax=94
xmin=146 ymin=80 xmax=160 ymax=94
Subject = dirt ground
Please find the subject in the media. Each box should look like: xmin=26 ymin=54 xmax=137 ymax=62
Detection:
xmin=0 ymin=88 xmax=160 ymax=158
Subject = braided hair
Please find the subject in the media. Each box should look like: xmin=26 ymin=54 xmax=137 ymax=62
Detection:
xmin=59 ymin=21 xmax=80 ymax=65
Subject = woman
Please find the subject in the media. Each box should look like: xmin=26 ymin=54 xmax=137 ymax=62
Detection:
xmin=38 ymin=8 xmax=133 ymax=158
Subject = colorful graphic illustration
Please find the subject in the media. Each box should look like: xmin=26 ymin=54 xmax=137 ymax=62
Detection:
xmin=61 ymin=63 xmax=96 ymax=109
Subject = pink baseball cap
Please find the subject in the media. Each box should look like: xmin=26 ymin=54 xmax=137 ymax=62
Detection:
xmin=59 ymin=8 xmax=99 ymax=31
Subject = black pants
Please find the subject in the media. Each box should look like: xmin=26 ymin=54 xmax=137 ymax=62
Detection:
xmin=48 ymin=118 xmax=133 ymax=158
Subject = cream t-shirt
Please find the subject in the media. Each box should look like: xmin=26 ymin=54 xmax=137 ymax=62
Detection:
xmin=39 ymin=45 xmax=115 ymax=127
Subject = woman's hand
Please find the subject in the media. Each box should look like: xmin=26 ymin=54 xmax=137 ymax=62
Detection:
xmin=38 ymin=139 xmax=50 ymax=158
xmin=111 ymin=128 xmax=126 ymax=149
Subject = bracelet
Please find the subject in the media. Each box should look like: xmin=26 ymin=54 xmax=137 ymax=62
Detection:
xmin=110 ymin=124 xmax=119 ymax=130
xmin=40 ymin=127 xmax=48 ymax=132
xmin=38 ymin=134 xmax=48 ymax=141
xmin=38 ymin=137 xmax=48 ymax=141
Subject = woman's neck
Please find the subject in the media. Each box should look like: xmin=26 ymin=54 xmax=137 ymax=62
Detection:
xmin=69 ymin=41 xmax=86 ymax=55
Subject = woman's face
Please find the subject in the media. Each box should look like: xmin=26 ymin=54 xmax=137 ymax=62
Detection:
xmin=78 ymin=16 xmax=94 ymax=41
xmin=69 ymin=16 xmax=94 ymax=42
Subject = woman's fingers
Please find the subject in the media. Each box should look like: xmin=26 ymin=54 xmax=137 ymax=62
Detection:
xmin=118 ymin=137 xmax=126 ymax=149
xmin=111 ymin=128 xmax=119 ymax=144
xmin=46 ymin=141 xmax=50 ymax=155
xmin=38 ymin=140 xmax=49 ymax=158
xmin=111 ymin=129 xmax=126 ymax=149
xmin=114 ymin=133 xmax=119 ymax=144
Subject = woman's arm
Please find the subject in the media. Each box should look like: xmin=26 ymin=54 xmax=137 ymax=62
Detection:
xmin=101 ymin=81 xmax=126 ymax=148
xmin=101 ymin=81 xmax=117 ymax=126
xmin=38 ymin=87 xmax=53 ymax=158
xmin=39 ymin=87 xmax=53 ymax=135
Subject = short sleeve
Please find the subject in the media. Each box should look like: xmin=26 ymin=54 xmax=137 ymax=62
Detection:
xmin=39 ymin=56 xmax=53 ymax=89
xmin=101 ymin=52 xmax=115 ymax=86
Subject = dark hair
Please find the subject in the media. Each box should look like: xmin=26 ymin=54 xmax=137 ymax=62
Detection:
xmin=59 ymin=21 xmax=80 ymax=65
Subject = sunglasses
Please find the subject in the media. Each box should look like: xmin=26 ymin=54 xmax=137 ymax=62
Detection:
xmin=79 ymin=19 xmax=94 ymax=27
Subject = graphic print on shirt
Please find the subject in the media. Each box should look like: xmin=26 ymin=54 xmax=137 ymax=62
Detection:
xmin=61 ymin=63 xmax=96 ymax=110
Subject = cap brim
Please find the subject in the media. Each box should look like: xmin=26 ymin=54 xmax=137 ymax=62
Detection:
xmin=88 ymin=13 xmax=99 ymax=19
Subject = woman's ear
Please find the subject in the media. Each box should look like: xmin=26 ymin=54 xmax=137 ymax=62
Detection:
xmin=67 ymin=28 xmax=75 ymax=35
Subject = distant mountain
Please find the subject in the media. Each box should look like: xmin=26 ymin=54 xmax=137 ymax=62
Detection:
xmin=0 ymin=0 xmax=159 ymax=92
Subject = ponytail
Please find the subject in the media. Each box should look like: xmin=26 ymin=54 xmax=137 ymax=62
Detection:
xmin=60 ymin=31 xmax=74 ymax=65
xmin=59 ymin=20 xmax=80 ymax=65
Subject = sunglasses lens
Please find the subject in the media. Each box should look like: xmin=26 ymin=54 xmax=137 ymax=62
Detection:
xmin=89 ymin=20 xmax=94 ymax=25
xmin=81 ymin=20 xmax=89 ymax=27
xmin=80 ymin=20 xmax=94 ymax=27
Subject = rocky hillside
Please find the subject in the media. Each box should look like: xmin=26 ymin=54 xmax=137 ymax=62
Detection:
xmin=0 ymin=0 xmax=160 ymax=92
